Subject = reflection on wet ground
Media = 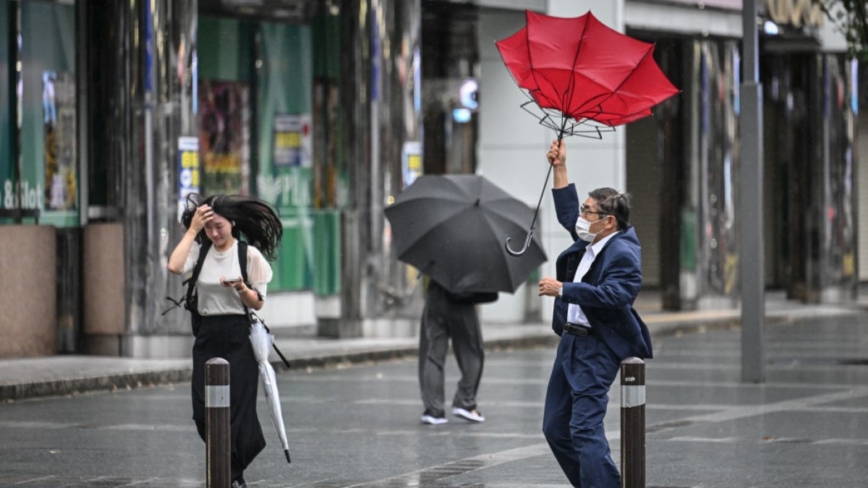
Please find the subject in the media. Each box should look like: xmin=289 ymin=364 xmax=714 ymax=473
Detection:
xmin=3 ymin=315 xmax=868 ymax=487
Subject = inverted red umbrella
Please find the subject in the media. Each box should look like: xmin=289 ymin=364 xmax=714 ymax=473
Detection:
xmin=496 ymin=10 xmax=679 ymax=255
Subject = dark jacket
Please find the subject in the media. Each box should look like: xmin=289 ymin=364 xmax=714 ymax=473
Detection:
xmin=427 ymin=278 xmax=498 ymax=306
xmin=551 ymin=184 xmax=653 ymax=360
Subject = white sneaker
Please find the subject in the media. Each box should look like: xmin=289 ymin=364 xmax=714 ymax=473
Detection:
xmin=452 ymin=407 xmax=485 ymax=423
xmin=421 ymin=414 xmax=448 ymax=425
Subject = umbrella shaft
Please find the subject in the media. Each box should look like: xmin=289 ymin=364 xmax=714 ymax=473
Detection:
xmin=529 ymin=123 xmax=565 ymax=231
xmin=529 ymin=163 xmax=554 ymax=231
xmin=505 ymin=160 xmax=554 ymax=257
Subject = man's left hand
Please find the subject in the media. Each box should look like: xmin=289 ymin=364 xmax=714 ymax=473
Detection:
xmin=538 ymin=277 xmax=563 ymax=297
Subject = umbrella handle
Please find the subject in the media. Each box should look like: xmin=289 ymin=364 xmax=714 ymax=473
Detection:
xmin=505 ymin=230 xmax=534 ymax=257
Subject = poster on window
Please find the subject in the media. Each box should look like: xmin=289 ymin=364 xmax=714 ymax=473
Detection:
xmin=273 ymin=113 xmax=312 ymax=167
xmin=199 ymin=80 xmax=249 ymax=195
xmin=43 ymin=71 xmax=76 ymax=210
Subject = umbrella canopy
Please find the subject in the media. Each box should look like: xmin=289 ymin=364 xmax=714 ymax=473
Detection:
xmin=496 ymin=10 xmax=679 ymax=137
xmin=249 ymin=317 xmax=291 ymax=464
xmin=493 ymin=10 xmax=679 ymax=256
xmin=384 ymin=174 xmax=546 ymax=294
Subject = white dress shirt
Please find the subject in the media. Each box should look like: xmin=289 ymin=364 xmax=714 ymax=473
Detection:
xmin=566 ymin=231 xmax=621 ymax=327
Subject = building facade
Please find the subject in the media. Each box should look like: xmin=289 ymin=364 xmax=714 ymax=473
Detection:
xmin=460 ymin=0 xmax=859 ymax=323
xmin=1 ymin=0 xmax=423 ymax=358
xmin=0 ymin=0 xmax=860 ymax=359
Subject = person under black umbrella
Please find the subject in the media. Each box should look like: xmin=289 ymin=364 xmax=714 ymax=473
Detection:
xmin=418 ymin=277 xmax=497 ymax=425
xmin=384 ymin=174 xmax=546 ymax=425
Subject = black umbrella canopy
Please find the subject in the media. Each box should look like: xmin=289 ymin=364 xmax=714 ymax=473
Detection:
xmin=385 ymin=175 xmax=547 ymax=294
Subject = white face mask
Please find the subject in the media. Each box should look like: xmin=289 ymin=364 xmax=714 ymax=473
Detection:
xmin=575 ymin=216 xmax=604 ymax=243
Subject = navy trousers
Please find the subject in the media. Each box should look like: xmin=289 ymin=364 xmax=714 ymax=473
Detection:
xmin=543 ymin=331 xmax=622 ymax=488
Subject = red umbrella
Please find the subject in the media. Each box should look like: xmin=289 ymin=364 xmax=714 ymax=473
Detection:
xmin=495 ymin=10 xmax=679 ymax=255
xmin=497 ymin=10 xmax=678 ymax=136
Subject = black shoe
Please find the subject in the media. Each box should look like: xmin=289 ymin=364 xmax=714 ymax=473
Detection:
xmin=231 ymin=474 xmax=246 ymax=488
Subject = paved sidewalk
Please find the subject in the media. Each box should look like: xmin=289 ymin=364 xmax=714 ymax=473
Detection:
xmin=1 ymin=296 xmax=864 ymax=401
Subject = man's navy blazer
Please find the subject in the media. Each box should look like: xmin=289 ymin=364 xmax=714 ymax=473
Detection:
xmin=551 ymin=184 xmax=653 ymax=360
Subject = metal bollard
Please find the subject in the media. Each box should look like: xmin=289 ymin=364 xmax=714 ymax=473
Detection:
xmin=206 ymin=358 xmax=231 ymax=488
xmin=620 ymin=357 xmax=645 ymax=488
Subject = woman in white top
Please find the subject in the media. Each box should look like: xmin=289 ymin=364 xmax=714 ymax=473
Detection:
xmin=168 ymin=193 xmax=282 ymax=488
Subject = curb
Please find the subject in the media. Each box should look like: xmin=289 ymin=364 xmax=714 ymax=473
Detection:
xmin=2 ymin=311 xmax=860 ymax=401
xmin=1 ymin=369 xmax=192 ymax=402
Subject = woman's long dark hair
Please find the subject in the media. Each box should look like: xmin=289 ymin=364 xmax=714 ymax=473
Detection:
xmin=181 ymin=193 xmax=283 ymax=261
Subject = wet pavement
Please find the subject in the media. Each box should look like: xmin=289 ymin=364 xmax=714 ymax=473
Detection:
xmin=2 ymin=313 xmax=868 ymax=487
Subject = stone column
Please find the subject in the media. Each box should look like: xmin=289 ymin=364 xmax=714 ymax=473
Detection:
xmin=806 ymin=54 xmax=857 ymax=302
xmin=82 ymin=0 xmax=196 ymax=356
xmin=331 ymin=0 xmax=422 ymax=337
xmin=126 ymin=0 xmax=198 ymax=355
xmin=680 ymin=39 xmax=741 ymax=310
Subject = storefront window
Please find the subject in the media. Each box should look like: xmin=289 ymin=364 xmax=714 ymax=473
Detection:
xmin=256 ymin=22 xmax=314 ymax=291
xmin=19 ymin=0 xmax=77 ymax=227
xmin=198 ymin=16 xmax=254 ymax=197
xmin=198 ymin=17 xmax=315 ymax=292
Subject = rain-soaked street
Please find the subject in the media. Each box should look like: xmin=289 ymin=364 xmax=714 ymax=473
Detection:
xmin=4 ymin=315 xmax=868 ymax=487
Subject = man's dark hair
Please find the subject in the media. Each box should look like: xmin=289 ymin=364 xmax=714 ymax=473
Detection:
xmin=589 ymin=187 xmax=630 ymax=231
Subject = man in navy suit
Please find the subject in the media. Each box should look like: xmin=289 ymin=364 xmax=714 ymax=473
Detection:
xmin=537 ymin=140 xmax=653 ymax=488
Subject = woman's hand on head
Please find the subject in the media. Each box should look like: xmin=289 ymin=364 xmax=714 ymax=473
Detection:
xmin=189 ymin=204 xmax=213 ymax=233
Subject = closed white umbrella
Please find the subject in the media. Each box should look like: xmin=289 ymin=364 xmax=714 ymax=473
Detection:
xmin=249 ymin=315 xmax=291 ymax=463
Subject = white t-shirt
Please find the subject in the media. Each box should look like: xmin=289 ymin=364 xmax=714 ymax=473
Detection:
xmin=183 ymin=240 xmax=273 ymax=316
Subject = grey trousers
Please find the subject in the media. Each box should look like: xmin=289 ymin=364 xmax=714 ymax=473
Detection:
xmin=418 ymin=289 xmax=485 ymax=418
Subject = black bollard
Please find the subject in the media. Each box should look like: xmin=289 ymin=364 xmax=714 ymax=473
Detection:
xmin=206 ymin=358 xmax=231 ymax=488
xmin=620 ymin=357 xmax=645 ymax=488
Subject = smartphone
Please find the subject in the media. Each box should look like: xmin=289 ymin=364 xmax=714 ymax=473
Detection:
xmin=224 ymin=278 xmax=241 ymax=285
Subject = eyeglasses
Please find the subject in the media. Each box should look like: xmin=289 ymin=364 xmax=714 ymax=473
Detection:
xmin=580 ymin=204 xmax=609 ymax=217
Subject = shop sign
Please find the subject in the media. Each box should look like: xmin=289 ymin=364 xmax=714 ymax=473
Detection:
xmin=273 ymin=114 xmax=312 ymax=167
xmin=257 ymin=169 xmax=312 ymax=209
xmin=641 ymin=0 xmax=824 ymax=28
xmin=2 ymin=179 xmax=41 ymax=209
xmin=765 ymin=0 xmax=824 ymax=28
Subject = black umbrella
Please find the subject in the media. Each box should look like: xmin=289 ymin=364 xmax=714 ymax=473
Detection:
xmin=384 ymin=174 xmax=547 ymax=294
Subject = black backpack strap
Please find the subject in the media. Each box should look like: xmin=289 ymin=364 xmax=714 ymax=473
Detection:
xmin=237 ymin=241 xmax=263 ymax=303
xmin=184 ymin=240 xmax=213 ymax=311
xmin=161 ymin=296 xmax=185 ymax=315
xmin=162 ymin=239 xmax=212 ymax=316
xmin=238 ymin=240 xmax=249 ymax=284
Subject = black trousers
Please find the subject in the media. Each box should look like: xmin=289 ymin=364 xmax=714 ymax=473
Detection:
xmin=191 ymin=314 xmax=265 ymax=480
xmin=419 ymin=283 xmax=485 ymax=418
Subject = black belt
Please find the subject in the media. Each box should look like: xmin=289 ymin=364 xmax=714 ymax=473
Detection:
xmin=564 ymin=322 xmax=592 ymax=336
